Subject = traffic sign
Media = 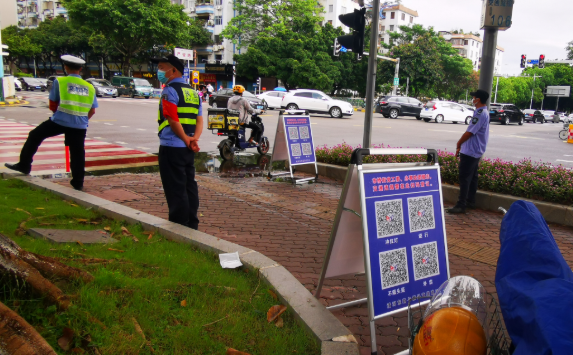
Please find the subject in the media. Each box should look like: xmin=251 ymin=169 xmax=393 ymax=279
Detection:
xmin=393 ymin=77 xmax=399 ymax=86
xmin=192 ymin=71 xmax=200 ymax=85
xmin=527 ymin=59 xmax=539 ymax=65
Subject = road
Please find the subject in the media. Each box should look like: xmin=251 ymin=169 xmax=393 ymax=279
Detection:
xmin=2 ymin=90 xmax=572 ymax=167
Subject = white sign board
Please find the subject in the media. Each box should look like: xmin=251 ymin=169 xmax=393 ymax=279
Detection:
xmin=481 ymin=0 xmax=514 ymax=31
xmin=545 ymin=86 xmax=571 ymax=97
xmin=174 ymin=47 xmax=194 ymax=61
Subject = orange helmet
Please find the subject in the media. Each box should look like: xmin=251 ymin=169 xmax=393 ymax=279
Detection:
xmin=232 ymin=85 xmax=245 ymax=94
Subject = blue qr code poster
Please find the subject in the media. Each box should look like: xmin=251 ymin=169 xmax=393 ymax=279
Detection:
xmin=284 ymin=116 xmax=316 ymax=166
xmin=360 ymin=165 xmax=449 ymax=319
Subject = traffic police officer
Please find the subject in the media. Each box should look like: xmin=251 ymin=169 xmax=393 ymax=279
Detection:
xmin=448 ymin=89 xmax=490 ymax=214
xmin=5 ymin=55 xmax=98 ymax=190
xmin=151 ymin=54 xmax=202 ymax=230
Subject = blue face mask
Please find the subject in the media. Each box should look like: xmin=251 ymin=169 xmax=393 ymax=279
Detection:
xmin=157 ymin=70 xmax=169 ymax=84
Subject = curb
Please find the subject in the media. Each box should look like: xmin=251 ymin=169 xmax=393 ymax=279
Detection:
xmin=295 ymin=162 xmax=573 ymax=228
xmin=0 ymin=100 xmax=30 ymax=106
xmin=2 ymin=172 xmax=359 ymax=355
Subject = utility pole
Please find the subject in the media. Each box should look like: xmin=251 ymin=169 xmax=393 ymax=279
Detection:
xmin=405 ymin=77 xmax=410 ymax=97
xmin=478 ymin=27 xmax=497 ymax=108
xmin=392 ymin=58 xmax=400 ymax=96
xmin=494 ymin=76 xmax=499 ymax=103
xmin=529 ymin=74 xmax=540 ymax=109
xmin=362 ymin=0 xmax=381 ymax=149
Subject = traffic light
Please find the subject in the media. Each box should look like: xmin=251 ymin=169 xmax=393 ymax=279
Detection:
xmin=520 ymin=54 xmax=526 ymax=68
xmin=336 ymin=7 xmax=366 ymax=59
xmin=334 ymin=38 xmax=341 ymax=57
xmin=539 ymin=54 xmax=545 ymax=69
xmin=256 ymin=77 xmax=261 ymax=86
xmin=396 ymin=87 xmax=401 ymax=96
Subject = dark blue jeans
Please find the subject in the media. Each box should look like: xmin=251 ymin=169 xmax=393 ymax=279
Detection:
xmin=457 ymin=153 xmax=481 ymax=208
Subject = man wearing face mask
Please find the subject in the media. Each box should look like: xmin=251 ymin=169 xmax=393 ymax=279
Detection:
xmin=151 ymin=54 xmax=202 ymax=229
xmin=447 ymin=89 xmax=490 ymax=214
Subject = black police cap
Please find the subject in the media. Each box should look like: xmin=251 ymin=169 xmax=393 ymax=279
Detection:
xmin=151 ymin=54 xmax=185 ymax=75
xmin=469 ymin=89 xmax=490 ymax=103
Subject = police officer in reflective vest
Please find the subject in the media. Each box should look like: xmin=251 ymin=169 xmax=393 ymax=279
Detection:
xmin=151 ymin=54 xmax=203 ymax=230
xmin=4 ymin=55 xmax=97 ymax=190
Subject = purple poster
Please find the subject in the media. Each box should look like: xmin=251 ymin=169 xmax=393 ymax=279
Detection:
xmin=284 ymin=116 xmax=316 ymax=166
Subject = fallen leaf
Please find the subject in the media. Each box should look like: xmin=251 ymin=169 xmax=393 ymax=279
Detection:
xmin=275 ymin=316 xmax=284 ymax=328
xmin=57 ymin=327 xmax=74 ymax=351
xmin=75 ymin=218 xmax=88 ymax=222
xmin=147 ymin=233 xmax=153 ymax=240
xmin=133 ymin=317 xmax=146 ymax=340
xmin=181 ymin=299 xmax=187 ymax=307
xmin=226 ymin=349 xmax=252 ymax=355
xmin=104 ymin=226 xmax=111 ymax=231
xmin=132 ymin=236 xmax=139 ymax=242
xmin=70 ymin=204 xmax=79 ymax=207
xmin=121 ymin=226 xmax=132 ymax=236
xmin=76 ymin=241 xmax=84 ymax=246
xmin=71 ymin=348 xmax=85 ymax=354
xmin=107 ymin=248 xmax=125 ymax=253
xmin=268 ymin=290 xmax=278 ymax=300
xmin=199 ymin=213 xmax=204 ymax=217
xmin=267 ymin=305 xmax=287 ymax=323
xmin=36 ymin=207 xmax=45 ymax=210
xmin=332 ymin=334 xmax=358 ymax=343
xmin=110 ymin=232 xmax=115 ymax=238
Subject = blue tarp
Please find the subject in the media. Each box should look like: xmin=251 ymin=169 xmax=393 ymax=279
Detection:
xmin=496 ymin=200 xmax=573 ymax=355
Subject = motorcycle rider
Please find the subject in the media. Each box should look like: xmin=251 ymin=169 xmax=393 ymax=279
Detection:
xmin=227 ymin=85 xmax=262 ymax=145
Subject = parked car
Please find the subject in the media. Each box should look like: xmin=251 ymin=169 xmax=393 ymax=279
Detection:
xmin=541 ymin=110 xmax=558 ymax=123
xmin=375 ymin=96 xmax=423 ymax=119
xmin=280 ymin=89 xmax=354 ymax=118
xmin=257 ymin=91 xmax=288 ymax=110
xmin=556 ymin=112 xmax=569 ymax=122
xmin=461 ymin=104 xmax=475 ymax=112
xmin=13 ymin=78 xmax=22 ymax=91
xmin=86 ymin=79 xmax=118 ymax=98
xmin=421 ymin=101 xmax=474 ymax=124
xmin=46 ymin=76 xmax=65 ymax=91
xmin=209 ymin=88 xmax=264 ymax=109
xmin=522 ymin=109 xmax=545 ymax=123
xmin=19 ymin=77 xmax=47 ymax=91
xmin=489 ymin=104 xmax=525 ymax=125
xmin=111 ymin=76 xmax=153 ymax=98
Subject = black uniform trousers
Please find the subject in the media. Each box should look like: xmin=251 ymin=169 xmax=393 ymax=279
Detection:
xmin=19 ymin=119 xmax=86 ymax=189
xmin=241 ymin=121 xmax=262 ymax=143
xmin=456 ymin=153 xmax=481 ymax=209
xmin=158 ymin=146 xmax=199 ymax=230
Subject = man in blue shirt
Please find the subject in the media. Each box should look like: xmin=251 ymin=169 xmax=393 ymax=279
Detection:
xmin=448 ymin=89 xmax=490 ymax=214
xmin=5 ymin=55 xmax=98 ymax=190
xmin=151 ymin=54 xmax=203 ymax=229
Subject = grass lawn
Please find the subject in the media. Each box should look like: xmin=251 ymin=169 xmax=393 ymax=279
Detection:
xmin=0 ymin=178 xmax=320 ymax=355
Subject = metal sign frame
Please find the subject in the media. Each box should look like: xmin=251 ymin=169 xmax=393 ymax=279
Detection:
xmin=545 ymin=86 xmax=571 ymax=97
xmin=314 ymin=148 xmax=450 ymax=355
xmin=269 ymin=110 xmax=318 ymax=185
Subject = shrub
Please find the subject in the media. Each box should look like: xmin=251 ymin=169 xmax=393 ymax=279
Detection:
xmin=315 ymin=143 xmax=573 ymax=206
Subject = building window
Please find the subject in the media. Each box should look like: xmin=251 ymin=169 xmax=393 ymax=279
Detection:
xmin=329 ymin=4 xmax=333 ymax=12
xmin=381 ymin=25 xmax=385 ymax=31
xmin=401 ymin=13 xmax=405 ymax=20
xmin=382 ymin=12 xmax=386 ymax=18
xmin=391 ymin=12 xmax=395 ymax=19
xmin=328 ymin=20 xmax=332 ymax=25
xmin=215 ymin=0 xmax=222 ymax=4
xmin=410 ymin=16 xmax=413 ymax=23
xmin=341 ymin=6 xmax=346 ymax=13
xmin=381 ymin=37 xmax=385 ymax=43
xmin=214 ymin=16 xmax=222 ymax=25
xmin=389 ymin=25 xmax=394 ymax=31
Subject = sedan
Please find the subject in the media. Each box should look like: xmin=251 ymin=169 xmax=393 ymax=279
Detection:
xmin=86 ymin=79 xmax=118 ymax=98
xmin=522 ymin=109 xmax=545 ymax=123
xmin=421 ymin=101 xmax=474 ymax=124
xmin=257 ymin=91 xmax=288 ymax=110
xmin=542 ymin=110 xmax=559 ymax=123
xmin=489 ymin=104 xmax=525 ymax=125
xmin=19 ymin=77 xmax=47 ymax=91
xmin=209 ymin=88 xmax=263 ymax=109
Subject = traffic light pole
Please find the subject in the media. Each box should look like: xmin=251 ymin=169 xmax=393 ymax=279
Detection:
xmin=362 ymin=0 xmax=382 ymax=150
xmin=478 ymin=27 xmax=498 ymax=108
xmin=392 ymin=58 xmax=400 ymax=96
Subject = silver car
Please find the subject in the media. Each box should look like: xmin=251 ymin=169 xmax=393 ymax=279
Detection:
xmin=87 ymin=79 xmax=118 ymax=98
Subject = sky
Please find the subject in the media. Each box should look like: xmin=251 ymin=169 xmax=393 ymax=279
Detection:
xmin=401 ymin=0 xmax=573 ymax=75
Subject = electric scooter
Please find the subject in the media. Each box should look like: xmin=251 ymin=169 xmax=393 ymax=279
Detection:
xmin=207 ymin=108 xmax=270 ymax=160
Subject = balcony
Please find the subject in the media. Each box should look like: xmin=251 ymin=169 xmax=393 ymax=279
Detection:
xmin=27 ymin=11 xmax=38 ymax=18
xmin=196 ymin=4 xmax=214 ymax=14
xmin=205 ymin=25 xmax=214 ymax=33
xmin=195 ymin=45 xmax=214 ymax=53
xmin=55 ymin=7 xmax=67 ymax=14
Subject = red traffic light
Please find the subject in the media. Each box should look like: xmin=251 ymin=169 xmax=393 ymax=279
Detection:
xmin=540 ymin=55 xmax=545 ymax=60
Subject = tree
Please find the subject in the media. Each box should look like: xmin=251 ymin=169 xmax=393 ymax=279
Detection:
xmin=566 ymin=40 xmax=573 ymax=60
xmin=63 ymin=0 xmax=211 ymax=75
xmin=0 ymin=26 xmax=41 ymax=75
xmin=221 ymin=0 xmax=324 ymax=49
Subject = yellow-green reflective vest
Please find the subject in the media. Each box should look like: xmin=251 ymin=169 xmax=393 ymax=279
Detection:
xmin=57 ymin=76 xmax=96 ymax=117
xmin=158 ymin=82 xmax=200 ymax=135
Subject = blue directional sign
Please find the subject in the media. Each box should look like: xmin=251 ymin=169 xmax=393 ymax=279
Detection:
xmin=183 ymin=68 xmax=190 ymax=83
xmin=527 ymin=59 xmax=539 ymax=65
xmin=340 ymin=46 xmax=348 ymax=53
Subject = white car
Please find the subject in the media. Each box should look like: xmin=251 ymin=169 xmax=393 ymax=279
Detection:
xmin=14 ymin=78 xmax=22 ymax=91
xmin=257 ymin=91 xmax=287 ymax=110
xmin=280 ymin=89 xmax=354 ymax=118
xmin=421 ymin=101 xmax=474 ymax=124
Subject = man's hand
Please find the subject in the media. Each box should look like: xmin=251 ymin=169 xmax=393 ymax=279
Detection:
xmin=187 ymin=136 xmax=200 ymax=152
xmin=456 ymin=147 xmax=461 ymax=158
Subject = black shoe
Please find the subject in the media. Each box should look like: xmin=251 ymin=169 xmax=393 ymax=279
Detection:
xmin=467 ymin=203 xmax=477 ymax=210
xmin=447 ymin=206 xmax=466 ymax=214
xmin=4 ymin=163 xmax=31 ymax=175
xmin=70 ymin=181 xmax=84 ymax=191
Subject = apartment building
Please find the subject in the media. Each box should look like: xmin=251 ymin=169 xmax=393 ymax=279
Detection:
xmin=1 ymin=0 xmax=18 ymax=28
xmin=320 ymin=0 xmax=360 ymax=32
xmin=16 ymin=0 xmax=68 ymax=29
xmin=440 ymin=32 xmax=505 ymax=74
xmin=377 ymin=4 xmax=419 ymax=53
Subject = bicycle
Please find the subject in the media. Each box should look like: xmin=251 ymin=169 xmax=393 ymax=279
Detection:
xmin=559 ymin=122 xmax=570 ymax=140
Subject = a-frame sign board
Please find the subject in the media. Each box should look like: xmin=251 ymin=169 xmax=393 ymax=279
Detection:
xmin=269 ymin=109 xmax=318 ymax=185
xmin=314 ymin=148 xmax=450 ymax=355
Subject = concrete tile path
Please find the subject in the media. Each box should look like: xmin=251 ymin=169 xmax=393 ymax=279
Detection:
xmin=53 ymin=172 xmax=573 ymax=355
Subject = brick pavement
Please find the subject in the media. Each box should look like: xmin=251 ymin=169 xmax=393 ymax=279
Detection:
xmin=52 ymin=172 xmax=573 ymax=355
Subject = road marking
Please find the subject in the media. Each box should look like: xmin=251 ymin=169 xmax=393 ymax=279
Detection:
xmin=7 ymin=119 xmax=15 ymax=121
xmin=428 ymin=129 xmax=460 ymax=133
xmin=136 ymin=147 xmax=150 ymax=150
xmin=353 ymin=125 xmax=392 ymax=128
xmin=115 ymin=141 xmax=128 ymax=145
xmin=564 ymin=155 xmax=573 ymax=156
xmin=121 ymin=126 xmax=129 ymax=128
xmin=137 ymin=128 xmax=146 ymax=131
xmin=556 ymin=159 xmax=573 ymax=163
xmin=104 ymin=123 xmax=114 ymax=126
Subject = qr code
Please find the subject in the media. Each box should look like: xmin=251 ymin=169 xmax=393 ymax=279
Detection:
xmin=375 ymin=199 xmax=405 ymax=238
xmin=301 ymin=143 xmax=312 ymax=155
xmin=407 ymin=195 xmax=435 ymax=232
xmin=411 ymin=241 xmax=440 ymax=281
xmin=290 ymin=144 xmax=301 ymax=156
xmin=288 ymin=127 xmax=299 ymax=140
xmin=299 ymin=126 xmax=310 ymax=139
xmin=379 ymin=247 xmax=409 ymax=289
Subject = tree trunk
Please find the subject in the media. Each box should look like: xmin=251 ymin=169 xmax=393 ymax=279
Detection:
xmin=0 ymin=301 xmax=57 ymax=355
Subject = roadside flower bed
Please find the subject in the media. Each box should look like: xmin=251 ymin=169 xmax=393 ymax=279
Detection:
xmin=315 ymin=143 xmax=573 ymax=206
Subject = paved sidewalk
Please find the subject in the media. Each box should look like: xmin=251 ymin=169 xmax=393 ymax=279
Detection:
xmin=53 ymin=172 xmax=573 ymax=355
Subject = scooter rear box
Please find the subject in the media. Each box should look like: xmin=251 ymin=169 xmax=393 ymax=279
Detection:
xmin=208 ymin=108 xmax=240 ymax=131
